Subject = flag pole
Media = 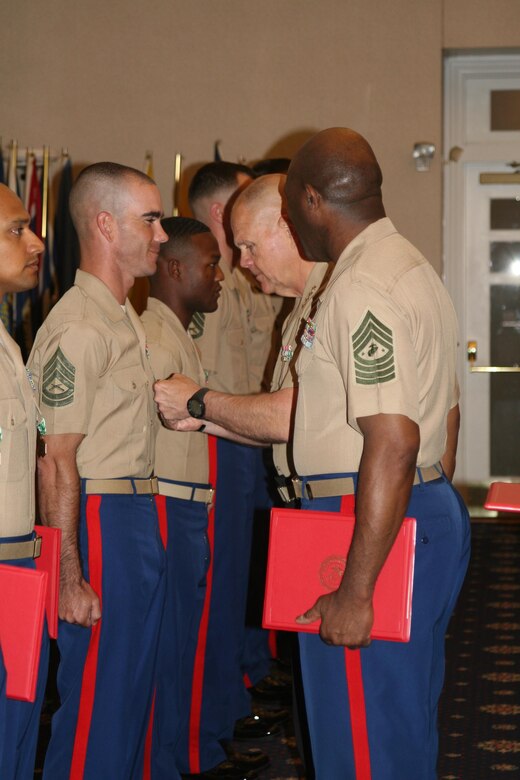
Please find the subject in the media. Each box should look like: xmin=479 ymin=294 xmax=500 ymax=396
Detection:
xmin=172 ymin=153 xmax=182 ymax=216
xmin=8 ymin=139 xmax=18 ymax=192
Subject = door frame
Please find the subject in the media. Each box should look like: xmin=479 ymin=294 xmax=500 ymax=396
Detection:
xmin=443 ymin=52 xmax=520 ymax=484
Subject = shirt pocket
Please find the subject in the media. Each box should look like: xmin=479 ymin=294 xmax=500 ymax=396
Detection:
xmin=106 ymin=365 xmax=149 ymax=423
xmin=0 ymin=397 xmax=29 ymax=483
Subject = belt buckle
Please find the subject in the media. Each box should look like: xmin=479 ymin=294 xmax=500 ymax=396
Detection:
xmin=290 ymin=478 xmax=304 ymax=501
xmin=33 ymin=535 xmax=42 ymax=559
xmin=149 ymin=476 xmax=159 ymax=495
xmin=207 ymin=487 xmax=215 ymax=505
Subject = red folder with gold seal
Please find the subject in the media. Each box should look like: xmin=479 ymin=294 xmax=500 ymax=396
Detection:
xmin=263 ymin=509 xmax=416 ymax=642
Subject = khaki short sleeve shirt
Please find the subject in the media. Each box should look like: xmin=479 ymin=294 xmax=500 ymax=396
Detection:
xmin=293 ymin=219 xmax=460 ymax=475
xmin=141 ymin=298 xmax=209 ymax=485
xmin=0 ymin=321 xmax=37 ymax=536
xmin=270 ymin=262 xmax=332 ymax=476
xmin=29 ymin=270 xmax=158 ymax=479
xmin=235 ymin=270 xmax=282 ymax=393
xmin=188 ymin=264 xmax=249 ymax=394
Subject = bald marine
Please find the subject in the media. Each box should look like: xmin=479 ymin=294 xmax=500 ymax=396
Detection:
xmin=231 ymin=173 xmax=315 ymax=297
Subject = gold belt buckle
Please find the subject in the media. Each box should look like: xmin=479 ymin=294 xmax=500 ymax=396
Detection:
xmin=33 ymin=535 xmax=42 ymax=559
xmin=149 ymin=476 xmax=159 ymax=495
xmin=290 ymin=477 xmax=303 ymax=501
xmin=207 ymin=487 xmax=215 ymax=505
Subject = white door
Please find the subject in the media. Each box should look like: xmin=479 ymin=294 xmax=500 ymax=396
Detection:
xmin=444 ymin=54 xmax=520 ymax=485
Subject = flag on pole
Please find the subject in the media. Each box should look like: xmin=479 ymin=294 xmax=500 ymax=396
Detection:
xmin=53 ymin=155 xmax=78 ymax=299
xmin=144 ymin=151 xmax=154 ymax=179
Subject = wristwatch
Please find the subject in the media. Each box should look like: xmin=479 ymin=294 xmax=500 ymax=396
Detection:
xmin=187 ymin=387 xmax=210 ymax=419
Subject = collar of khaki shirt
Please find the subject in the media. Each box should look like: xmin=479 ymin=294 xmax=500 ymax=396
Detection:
xmin=74 ymin=269 xmax=130 ymax=323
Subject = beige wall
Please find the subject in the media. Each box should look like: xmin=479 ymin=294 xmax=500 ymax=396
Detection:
xmin=1 ymin=0 xmax=519 ymax=273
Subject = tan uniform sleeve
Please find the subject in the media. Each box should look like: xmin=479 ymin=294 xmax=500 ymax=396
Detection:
xmin=32 ymin=323 xmax=108 ymax=435
xmin=326 ymin=281 xmax=420 ymax=433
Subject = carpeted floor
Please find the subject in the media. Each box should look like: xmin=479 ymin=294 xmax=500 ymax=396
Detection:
xmin=35 ymin=519 xmax=520 ymax=779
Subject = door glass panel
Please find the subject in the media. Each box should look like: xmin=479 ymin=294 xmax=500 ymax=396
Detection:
xmin=490 ymin=198 xmax=520 ymax=230
xmin=489 ymin=285 xmax=520 ymax=476
xmin=490 ymin=242 xmax=520 ymax=275
xmin=491 ymin=90 xmax=520 ymax=131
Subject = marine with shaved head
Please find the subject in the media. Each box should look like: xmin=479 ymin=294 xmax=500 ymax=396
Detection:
xmin=282 ymin=128 xmax=469 ymax=779
xmin=29 ymin=162 xmax=169 ymax=779
xmin=157 ymin=129 xmax=469 ymax=779
xmin=0 ymin=183 xmax=47 ymax=780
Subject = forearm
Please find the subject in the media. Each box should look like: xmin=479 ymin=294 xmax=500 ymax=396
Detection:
xmin=440 ymin=404 xmax=460 ymax=481
xmin=200 ymin=421 xmax=269 ymax=447
xmin=37 ymin=441 xmax=83 ymax=585
xmin=203 ymin=387 xmax=293 ymax=443
xmin=339 ymin=414 xmax=419 ymax=602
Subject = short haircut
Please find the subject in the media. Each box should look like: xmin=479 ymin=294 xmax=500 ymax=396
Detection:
xmin=188 ymin=161 xmax=254 ymax=207
xmin=251 ymin=158 xmax=291 ymax=176
xmin=69 ymin=161 xmax=154 ymax=231
xmin=159 ymin=216 xmax=210 ymax=256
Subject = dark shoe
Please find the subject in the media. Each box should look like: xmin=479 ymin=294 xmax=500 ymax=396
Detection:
xmin=227 ymin=747 xmax=270 ymax=772
xmin=248 ymin=674 xmax=292 ymax=705
xmin=251 ymin=706 xmax=290 ymax=727
xmin=233 ymin=713 xmax=282 ymax=740
xmin=182 ymin=759 xmax=259 ymax=779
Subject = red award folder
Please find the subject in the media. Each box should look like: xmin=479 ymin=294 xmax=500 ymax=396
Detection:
xmin=0 ymin=564 xmax=47 ymax=701
xmin=263 ymin=509 xmax=416 ymax=642
xmin=34 ymin=525 xmax=61 ymax=639
xmin=484 ymin=482 xmax=520 ymax=513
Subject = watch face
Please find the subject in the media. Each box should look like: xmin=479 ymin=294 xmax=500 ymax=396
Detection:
xmin=187 ymin=397 xmax=204 ymax=418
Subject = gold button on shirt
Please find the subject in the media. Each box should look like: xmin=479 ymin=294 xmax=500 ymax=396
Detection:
xmin=293 ymin=219 xmax=460 ymax=476
xmin=0 ymin=320 xmax=37 ymax=537
xmin=29 ymin=270 xmax=158 ymax=479
xmin=141 ymin=298 xmax=209 ymax=485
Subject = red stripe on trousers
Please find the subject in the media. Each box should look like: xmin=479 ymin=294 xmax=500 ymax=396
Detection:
xmin=143 ymin=690 xmax=156 ymax=780
xmin=340 ymin=492 xmax=371 ymax=779
xmin=188 ymin=434 xmax=218 ymax=773
xmin=141 ymin=497 xmax=167 ymax=778
xmin=268 ymin=629 xmax=278 ymax=659
xmin=70 ymin=494 xmax=103 ymax=779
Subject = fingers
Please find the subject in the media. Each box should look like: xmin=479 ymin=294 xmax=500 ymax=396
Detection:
xmin=295 ymin=600 xmax=322 ymax=625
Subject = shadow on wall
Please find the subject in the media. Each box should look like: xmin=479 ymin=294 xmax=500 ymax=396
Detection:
xmin=178 ymin=128 xmax=320 ymax=217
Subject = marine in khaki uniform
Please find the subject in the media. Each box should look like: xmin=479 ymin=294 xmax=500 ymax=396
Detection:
xmin=29 ymin=162 xmax=168 ymax=780
xmin=0 ymin=184 xmax=47 ymax=780
xmin=140 ymin=216 xmax=222 ymax=780
xmin=156 ymin=131 xmax=470 ymax=779
xmin=281 ymin=128 xmax=470 ymax=780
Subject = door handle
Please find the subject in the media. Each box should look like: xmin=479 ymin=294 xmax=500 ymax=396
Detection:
xmin=467 ymin=340 xmax=520 ymax=372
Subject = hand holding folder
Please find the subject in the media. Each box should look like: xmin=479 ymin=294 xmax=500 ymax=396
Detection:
xmin=263 ymin=508 xmax=416 ymax=643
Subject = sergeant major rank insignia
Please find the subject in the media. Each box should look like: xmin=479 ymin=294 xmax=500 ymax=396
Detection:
xmin=352 ymin=310 xmax=395 ymax=385
xmin=188 ymin=312 xmax=205 ymax=340
xmin=42 ymin=347 xmax=76 ymax=407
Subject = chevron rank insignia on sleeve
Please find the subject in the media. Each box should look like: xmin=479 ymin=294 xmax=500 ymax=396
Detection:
xmin=42 ymin=347 xmax=76 ymax=407
xmin=352 ymin=311 xmax=395 ymax=385
xmin=188 ymin=312 xmax=205 ymax=340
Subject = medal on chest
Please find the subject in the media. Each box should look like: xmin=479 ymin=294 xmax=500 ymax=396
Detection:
xmin=301 ymin=317 xmax=317 ymax=349
xmin=280 ymin=344 xmax=293 ymax=362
